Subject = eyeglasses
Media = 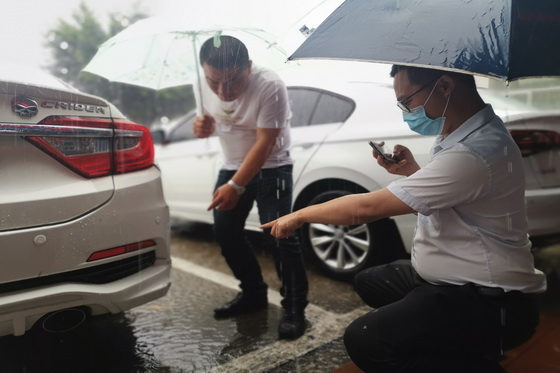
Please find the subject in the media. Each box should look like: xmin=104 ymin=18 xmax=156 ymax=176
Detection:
xmin=397 ymin=77 xmax=439 ymax=113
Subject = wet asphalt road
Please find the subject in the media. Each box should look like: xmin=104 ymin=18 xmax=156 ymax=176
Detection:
xmin=2 ymin=224 xmax=558 ymax=373
xmin=0 ymin=224 xmax=368 ymax=373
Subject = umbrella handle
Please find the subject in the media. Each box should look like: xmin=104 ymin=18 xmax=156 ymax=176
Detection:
xmin=192 ymin=36 xmax=204 ymax=117
xmin=194 ymin=82 xmax=204 ymax=117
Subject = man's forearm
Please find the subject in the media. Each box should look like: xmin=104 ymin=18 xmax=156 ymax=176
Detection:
xmin=297 ymin=189 xmax=414 ymax=226
xmin=231 ymin=143 xmax=273 ymax=186
xmin=231 ymin=128 xmax=281 ymax=186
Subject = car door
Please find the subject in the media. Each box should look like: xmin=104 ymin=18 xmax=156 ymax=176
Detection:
xmin=244 ymin=86 xmax=355 ymax=228
xmin=154 ymin=112 xmax=221 ymax=224
xmin=287 ymin=86 xmax=355 ymax=184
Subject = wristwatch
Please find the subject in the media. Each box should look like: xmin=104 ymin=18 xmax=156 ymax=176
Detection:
xmin=227 ymin=179 xmax=246 ymax=195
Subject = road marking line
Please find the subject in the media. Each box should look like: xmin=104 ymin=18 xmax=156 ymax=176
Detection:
xmin=172 ymin=256 xmax=239 ymax=291
xmin=171 ymin=255 xmax=370 ymax=372
xmin=171 ymin=255 xmax=345 ymax=313
xmin=171 ymin=255 xmax=284 ymax=306
xmin=209 ymin=307 xmax=368 ymax=373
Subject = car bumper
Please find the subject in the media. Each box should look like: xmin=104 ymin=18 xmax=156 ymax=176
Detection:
xmin=0 ymin=167 xmax=172 ymax=337
xmin=526 ymin=187 xmax=560 ymax=237
xmin=0 ymin=262 xmax=171 ymax=336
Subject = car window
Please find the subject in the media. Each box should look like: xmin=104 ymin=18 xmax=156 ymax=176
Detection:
xmin=479 ymin=90 xmax=538 ymax=112
xmin=288 ymin=87 xmax=355 ymax=127
xmin=169 ymin=119 xmax=195 ymax=142
xmin=287 ymin=88 xmax=320 ymax=127
xmin=165 ymin=112 xmax=199 ymax=143
xmin=311 ymin=90 xmax=355 ymax=125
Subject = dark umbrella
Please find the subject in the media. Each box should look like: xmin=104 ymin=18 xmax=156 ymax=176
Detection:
xmin=288 ymin=0 xmax=560 ymax=81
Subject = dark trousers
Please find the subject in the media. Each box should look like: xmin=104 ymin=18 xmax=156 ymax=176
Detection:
xmin=344 ymin=260 xmax=539 ymax=373
xmin=213 ymin=165 xmax=308 ymax=311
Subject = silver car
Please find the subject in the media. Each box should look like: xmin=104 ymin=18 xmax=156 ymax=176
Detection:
xmin=0 ymin=65 xmax=171 ymax=337
xmin=153 ymin=61 xmax=560 ymax=281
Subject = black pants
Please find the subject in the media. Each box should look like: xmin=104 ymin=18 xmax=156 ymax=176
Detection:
xmin=344 ymin=260 xmax=539 ymax=373
xmin=213 ymin=165 xmax=308 ymax=312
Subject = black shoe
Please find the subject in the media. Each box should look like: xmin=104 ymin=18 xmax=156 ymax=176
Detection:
xmin=278 ymin=311 xmax=306 ymax=340
xmin=214 ymin=292 xmax=268 ymax=318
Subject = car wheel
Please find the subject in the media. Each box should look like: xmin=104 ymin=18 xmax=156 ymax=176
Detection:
xmin=299 ymin=189 xmax=407 ymax=282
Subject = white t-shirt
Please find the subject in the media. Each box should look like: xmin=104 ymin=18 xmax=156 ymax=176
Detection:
xmin=387 ymin=105 xmax=546 ymax=293
xmin=200 ymin=65 xmax=293 ymax=170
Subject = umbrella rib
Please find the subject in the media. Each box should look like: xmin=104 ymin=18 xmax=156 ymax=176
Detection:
xmin=152 ymin=33 xmax=179 ymax=90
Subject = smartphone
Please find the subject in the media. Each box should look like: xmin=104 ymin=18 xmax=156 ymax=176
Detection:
xmin=368 ymin=141 xmax=399 ymax=163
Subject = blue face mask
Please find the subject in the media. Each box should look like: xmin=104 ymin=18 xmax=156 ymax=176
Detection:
xmin=402 ymin=82 xmax=450 ymax=136
xmin=403 ymin=106 xmax=445 ymax=136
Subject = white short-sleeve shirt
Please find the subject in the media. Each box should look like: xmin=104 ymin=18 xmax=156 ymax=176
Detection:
xmin=388 ymin=105 xmax=546 ymax=293
xmin=201 ymin=65 xmax=292 ymax=170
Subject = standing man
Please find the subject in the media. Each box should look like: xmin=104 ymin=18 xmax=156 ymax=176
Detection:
xmin=193 ymin=35 xmax=308 ymax=340
xmin=262 ymin=65 xmax=546 ymax=369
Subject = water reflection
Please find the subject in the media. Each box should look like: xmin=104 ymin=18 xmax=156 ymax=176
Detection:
xmin=0 ymin=268 xmax=259 ymax=372
xmin=216 ymin=308 xmax=272 ymax=363
xmin=0 ymin=312 xmax=160 ymax=373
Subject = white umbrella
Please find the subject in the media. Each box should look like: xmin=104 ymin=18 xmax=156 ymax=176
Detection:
xmin=82 ymin=16 xmax=289 ymax=113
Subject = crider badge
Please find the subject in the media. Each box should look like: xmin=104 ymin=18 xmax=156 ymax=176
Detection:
xmin=12 ymin=96 xmax=39 ymax=118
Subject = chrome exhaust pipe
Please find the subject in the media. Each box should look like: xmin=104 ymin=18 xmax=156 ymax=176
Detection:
xmin=41 ymin=308 xmax=87 ymax=333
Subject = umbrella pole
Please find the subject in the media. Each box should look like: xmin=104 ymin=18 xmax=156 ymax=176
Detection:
xmin=192 ymin=35 xmax=204 ymax=117
xmin=192 ymin=34 xmax=211 ymax=150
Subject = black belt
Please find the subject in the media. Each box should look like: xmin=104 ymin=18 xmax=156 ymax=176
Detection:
xmin=475 ymin=285 xmax=505 ymax=297
xmin=416 ymin=274 xmax=517 ymax=299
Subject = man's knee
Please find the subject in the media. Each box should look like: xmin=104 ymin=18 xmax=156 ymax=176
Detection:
xmin=353 ymin=260 xmax=415 ymax=307
xmin=352 ymin=265 xmax=383 ymax=294
xmin=344 ymin=311 xmax=387 ymax=355
xmin=353 ymin=260 xmax=412 ymax=286
xmin=344 ymin=312 xmax=393 ymax=372
xmin=343 ymin=317 xmax=369 ymax=364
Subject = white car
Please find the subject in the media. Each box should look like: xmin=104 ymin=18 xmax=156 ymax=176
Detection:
xmin=0 ymin=65 xmax=171 ymax=337
xmin=153 ymin=61 xmax=560 ymax=281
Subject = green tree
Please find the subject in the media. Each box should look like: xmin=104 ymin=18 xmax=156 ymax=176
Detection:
xmin=45 ymin=1 xmax=195 ymax=126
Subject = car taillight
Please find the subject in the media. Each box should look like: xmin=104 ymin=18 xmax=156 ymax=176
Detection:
xmin=86 ymin=240 xmax=156 ymax=262
xmin=113 ymin=120 xmax=155 ymax=174
xmin=509 ymin=130 xmax=560 ymax=157
xmin=26 ymin=116 xmax=154 ymax=178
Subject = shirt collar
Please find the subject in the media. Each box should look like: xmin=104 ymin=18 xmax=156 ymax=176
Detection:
xmin=432 ymin=104 xmax=496 ymax=155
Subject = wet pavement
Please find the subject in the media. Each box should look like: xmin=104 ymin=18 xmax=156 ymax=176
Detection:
xmin=1 ymin=226 xmax=559 ymax=372
xmin=0 ymin=225 xmax=365 ymax=372
xmin=165 ymin=224 xmax=366 ymax=372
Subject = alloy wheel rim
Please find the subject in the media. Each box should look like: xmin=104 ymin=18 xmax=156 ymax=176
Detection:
xmin=309 ymin=223 xmax=370 ymax=271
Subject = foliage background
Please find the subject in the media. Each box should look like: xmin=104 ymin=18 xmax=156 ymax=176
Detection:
xmin=45 ymin=1 xmax=195 ymax=127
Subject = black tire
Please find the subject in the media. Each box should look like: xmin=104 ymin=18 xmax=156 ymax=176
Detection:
xmin=299 ymin=189 xmax=408 ymax=282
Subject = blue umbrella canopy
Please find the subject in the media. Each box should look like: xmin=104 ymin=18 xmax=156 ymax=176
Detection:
xmin=288 ymin=0 xmax=560 ymax=81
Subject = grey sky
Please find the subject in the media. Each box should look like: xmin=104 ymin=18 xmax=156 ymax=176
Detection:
xmin=2 ymin=0 xmax=161 ymax=69
xmin=1 ymin=0 xmax=340 ymax=71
